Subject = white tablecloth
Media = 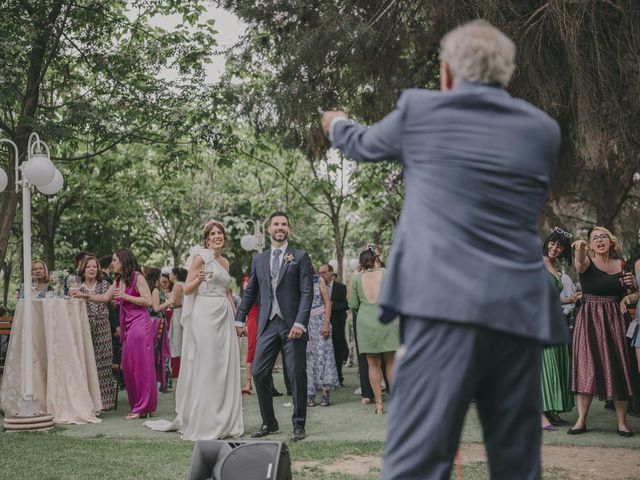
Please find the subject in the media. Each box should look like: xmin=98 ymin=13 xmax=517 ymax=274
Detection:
xmin=0 ymin=298 xmax=102 ymax=424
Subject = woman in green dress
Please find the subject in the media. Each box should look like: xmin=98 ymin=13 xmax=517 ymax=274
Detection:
xmin=541 ymin=227 xmax=578 ymax=430
xmin=349 ymin=248 xmax=399 ymax=415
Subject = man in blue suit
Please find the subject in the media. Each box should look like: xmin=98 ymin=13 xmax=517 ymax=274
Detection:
xmin=322 ymin=20 xmax=567 ymax=480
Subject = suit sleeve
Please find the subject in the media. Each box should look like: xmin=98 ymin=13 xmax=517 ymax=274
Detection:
xmin=331 ymin=91 xmax=408 ymax=162
xmin=294 ymin=253 xmax=313 ymax=329
xmin=235 ymin=256 xmax=259 ymax=325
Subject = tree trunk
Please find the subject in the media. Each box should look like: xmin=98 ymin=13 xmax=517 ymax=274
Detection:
xmin=331 ymin=216 xmax=344 ymax=282
xmin=0 ymin=2 xmax=64 ymax=268
xmin=2 ymin=258 xmax=13 ymax=308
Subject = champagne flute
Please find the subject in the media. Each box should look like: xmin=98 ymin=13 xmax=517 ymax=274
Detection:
xmin=31 ymin=276 xmax=38 ymax=291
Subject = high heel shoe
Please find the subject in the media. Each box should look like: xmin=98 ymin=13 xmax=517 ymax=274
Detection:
xmin=321 ymin=390 xmax=330 ymax=407
xmin=125 ymin=413 xmax=148 ymax=420
xmin=375 ymin=402 xmax=384 ymax=415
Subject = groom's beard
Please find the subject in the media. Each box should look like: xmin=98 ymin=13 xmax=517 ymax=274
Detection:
xmin=271 ymin=231 xmax=288 ymax=242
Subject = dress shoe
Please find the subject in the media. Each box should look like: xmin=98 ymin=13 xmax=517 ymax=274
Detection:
xmin=291 ymin=427 xmax=306 ymax=442
xmin=617 ymin=428 xmax=634 ymax=437
xmin=251 ymin=422 xmax=279 ymax=438
xmin=567 ymin=425 xmax=587 ymax=435
xmin=272 ymin=388 xmax=283 ymax=397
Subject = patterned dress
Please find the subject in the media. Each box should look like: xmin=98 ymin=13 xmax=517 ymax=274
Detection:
xmin=572 ymin=262 xmax=634 ymax=400
xmin=81 ymin=280 xmax=116 ymax=410
xmin=306 ymin=275 xmax=340 ymax=397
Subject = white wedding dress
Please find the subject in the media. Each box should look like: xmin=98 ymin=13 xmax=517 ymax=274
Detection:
xmin=144 ymin=249 xmax=244 ymax=440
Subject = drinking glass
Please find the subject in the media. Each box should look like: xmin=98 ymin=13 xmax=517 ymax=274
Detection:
xmin=67 ymin=274 xmax=81 ymax=295
xmin=31 ymin=276 xmax=38 ymax=291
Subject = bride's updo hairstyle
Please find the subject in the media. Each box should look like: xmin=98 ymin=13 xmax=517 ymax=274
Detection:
xmin=359 ymin=249 xmax=377 ymax=271
xmin=203 ymin=220 xmax=227 ymax=248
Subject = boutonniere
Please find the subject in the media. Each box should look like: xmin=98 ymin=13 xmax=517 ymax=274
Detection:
xmin=283 ymin=253 xmax=295 ymax=264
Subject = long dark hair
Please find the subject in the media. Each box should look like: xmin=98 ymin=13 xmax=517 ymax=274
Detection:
xmin=146 ymin=267 xmax=162 ymax=291
xmin=113 ymin=248 xmax=142 ymax=286
xmin=542 ymin=229 xmax=572 ymax=265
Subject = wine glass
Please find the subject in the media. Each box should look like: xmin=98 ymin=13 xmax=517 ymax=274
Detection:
xmin=67 ymin=274 xmax=81 ymax=296
xmin=31 ymin=276 xmax=38 ymax=291
xmin=49 ymin=272 xmax=60 ymax=298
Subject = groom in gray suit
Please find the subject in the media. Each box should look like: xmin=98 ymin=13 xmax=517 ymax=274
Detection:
xmin=322 ymin=20 xmax=567 ymax=479
xmin=235 ymin=212 xmax=313 ymax=442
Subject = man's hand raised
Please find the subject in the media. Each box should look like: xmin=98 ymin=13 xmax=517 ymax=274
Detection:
xmin=321 ymin=111 xmax=347 ymax=136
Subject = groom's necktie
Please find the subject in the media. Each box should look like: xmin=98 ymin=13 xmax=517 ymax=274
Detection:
xmin=270 ymin=248 xmax=283 ymax=319
xmin=271 ymin=248 xmax=282 ymax=281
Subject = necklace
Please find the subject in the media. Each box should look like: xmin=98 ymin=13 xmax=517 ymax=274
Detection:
xmin=82 ymin=281 xmax=97 ymax=293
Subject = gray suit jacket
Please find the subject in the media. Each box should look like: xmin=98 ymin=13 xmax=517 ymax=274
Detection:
xmin=332 ymin=82 xmax=567 ymax=344
xmin=235 ymin=246 xmax=313 ymax=337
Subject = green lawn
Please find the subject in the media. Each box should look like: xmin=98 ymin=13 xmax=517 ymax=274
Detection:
xmin=1 ymin=366 xmax=639 ymax=479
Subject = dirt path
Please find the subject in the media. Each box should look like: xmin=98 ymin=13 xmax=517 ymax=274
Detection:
xmin=295 ymin=444 xmax=640 ymax=479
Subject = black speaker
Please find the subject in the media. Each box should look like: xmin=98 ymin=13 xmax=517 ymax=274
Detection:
xmin=187 ymin=440 xmax=292 ymax=480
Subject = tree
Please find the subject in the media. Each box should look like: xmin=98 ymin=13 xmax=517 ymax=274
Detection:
xmin=0 ymin=0 xmax=220 ymax=267
xmin=219 ymin=1 xmax=640 ymax=241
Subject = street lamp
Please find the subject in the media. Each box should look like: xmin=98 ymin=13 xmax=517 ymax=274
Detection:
xmin=239 ymin=219 xmax=265 ymax=252
xmin=0 ymin=133 xmax=64 ymax=418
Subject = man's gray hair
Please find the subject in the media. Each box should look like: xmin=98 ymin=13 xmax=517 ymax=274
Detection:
xmin=440 ymin=20 xmax=516 ymax=88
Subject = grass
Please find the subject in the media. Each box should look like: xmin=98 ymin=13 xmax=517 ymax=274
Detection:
xmin=1 ymin=366 xmax=639 ymax=479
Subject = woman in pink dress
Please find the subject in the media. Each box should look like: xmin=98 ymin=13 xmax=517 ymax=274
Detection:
xmin=74 ymin=248 xmax=157 ymax=419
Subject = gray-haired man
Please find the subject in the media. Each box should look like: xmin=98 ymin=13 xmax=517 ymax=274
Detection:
xmin=322 ymin=20 xmax=567 ymax=479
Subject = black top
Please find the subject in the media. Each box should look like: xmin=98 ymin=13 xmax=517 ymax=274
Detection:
xmin=579 ymin=261 xmax=625 ymax=298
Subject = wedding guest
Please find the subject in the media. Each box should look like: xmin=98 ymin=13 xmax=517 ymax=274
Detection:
xmin=144 ymin=220 xmax=243 ymax=440
xmin=78 ymin=248 xmax=156 ymax=419
xmin=349 ymin=249 xmax=399 ymax=414
xmin=99 ymin=255 xmax=113 ymax=283
xmin=540 ymin=228 xmax=576 ymax=431
xmin=241 ymin=273 xmax=259 ymax=395
xmin=19 ymin=260 xmax=49 ymax=299
xmin=147 ymin=267 xmax=172 ymax=392
xmin=319 ymin=264 xmax=349 ymax=386
xmin=168 ymin=267 xmax=186 ymax=379
xmin=160 ymin=273 xmax=173 ymax=295
xmin=306 ymin=268 xmax=340 ymax=407
xmin=570 ymin=226 xmax=635 ymax=436
xmin=74 ymin=255 xmax=116 ymax=411
xmin=353 ymin=245 xmax=390 ymax=404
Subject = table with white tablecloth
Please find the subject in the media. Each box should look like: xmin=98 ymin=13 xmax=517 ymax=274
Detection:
xmin=0 ymin=298 xmax=102 ymax=424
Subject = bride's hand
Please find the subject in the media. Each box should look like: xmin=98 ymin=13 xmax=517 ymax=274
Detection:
xmin=235 ymin=326 xmax=247 ymax=337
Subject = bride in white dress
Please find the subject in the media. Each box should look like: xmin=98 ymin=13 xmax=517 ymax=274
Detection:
xmin=144 ymin=221 xmax=243 ymax=440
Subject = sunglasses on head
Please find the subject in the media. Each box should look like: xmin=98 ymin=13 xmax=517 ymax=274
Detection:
xmin=367 ymin=243 xmax=381 ymax=252
xmin=553 ymin=227 xmax=573 ymax=238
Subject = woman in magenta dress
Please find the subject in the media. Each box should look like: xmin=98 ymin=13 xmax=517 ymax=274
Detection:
xmin=76 ymin=248 xmax=157 ymax=419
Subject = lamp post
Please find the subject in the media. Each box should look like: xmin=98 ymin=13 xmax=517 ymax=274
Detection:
xmin=239 ymin=218 xmax=265 ymax=252
xmin=329 ymin=249 xmax=359 ymax=282
xmin=0 ymin=133 xmax=64 ymax=417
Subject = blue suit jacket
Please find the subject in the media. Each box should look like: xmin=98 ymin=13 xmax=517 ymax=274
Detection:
xmin=235 ymin=246 xmax=313 ymax=337
xmin=332 ymin=82 xmax=567 ymax=344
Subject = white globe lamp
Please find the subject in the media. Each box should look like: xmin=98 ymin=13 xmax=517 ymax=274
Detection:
xmin=0 ymin=168 xmax=7 ymax=192
xmin=240 ymin=234 xmax=258 ymax=251
xmin=36 ymin=168 xmax=64 ymax=195
xmin=22 ymin=152 xmax=55 ymax=186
